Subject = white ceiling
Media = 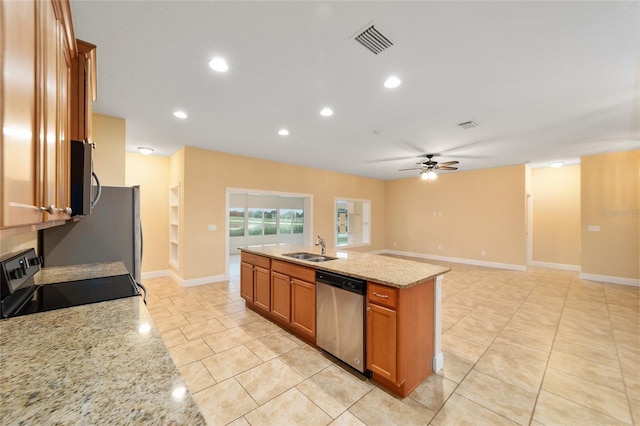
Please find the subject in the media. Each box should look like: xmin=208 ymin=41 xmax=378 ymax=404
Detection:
xmin=70 ymin=1 xmax=639 ymax=180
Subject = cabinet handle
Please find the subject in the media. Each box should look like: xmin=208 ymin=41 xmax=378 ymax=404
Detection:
xmin=39 ymin=205 xmax=56 ymax=214
xmin=366 ymin=306 xmax=371 ymax=312
xmin=58 ymin=207 xmax=72 ymax=215
xmin=373 ymin=291 xmax=389 ymax=299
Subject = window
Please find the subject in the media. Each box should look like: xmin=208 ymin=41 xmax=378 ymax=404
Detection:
xmin=335 ymin=199 xmax=370 ymax=247
xmin=248 ymin=208 xmax=263 ymax=236
xmin=230 ymin=207 xmax=304 ymax=237
xmin=229 ymin=207 xmax=245 ymax=237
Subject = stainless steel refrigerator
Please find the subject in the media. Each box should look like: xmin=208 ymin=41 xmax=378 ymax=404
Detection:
xmin=40 ymin=186 xmax=142 ymax=282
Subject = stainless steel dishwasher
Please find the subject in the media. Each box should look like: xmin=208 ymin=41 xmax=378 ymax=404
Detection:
xmin=316 ymin=270 xmax=367 ymax=373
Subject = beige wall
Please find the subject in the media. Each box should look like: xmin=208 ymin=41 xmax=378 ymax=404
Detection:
xmin=0 ymin=232 xmax=37 ymax=257
xmin=93 ymin=113 xmax=125 ymax=186
xmin=176 ymin=146 xmax=386 ymax=280
xmin=125 ymin=153 xmax=170 ymax=273
xmin=385 ymin=165 xmax=527 ymax=267
xmin=581 ymin=150 xmax=639 ymax=280
xmin=531 ymin=166 xmax=581 ymax=266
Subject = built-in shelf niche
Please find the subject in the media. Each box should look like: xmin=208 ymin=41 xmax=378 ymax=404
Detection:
xmin=169 ymin=182 xmax=180 ymax=270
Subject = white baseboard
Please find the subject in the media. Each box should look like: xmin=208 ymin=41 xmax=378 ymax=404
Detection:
xmin=529 ymin=261 xmax=580 ymax=272
xmin=579 ymin=273 xmax=640 ymax=287
xmin=141 ymin=270 xmax=170 ymax=279
xmin=381 ymin=249 xmax=527 ymax=272
xmin=169 ymin=269 xmax=228 ymax=287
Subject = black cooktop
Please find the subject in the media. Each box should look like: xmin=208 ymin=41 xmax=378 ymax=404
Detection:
xmin=1 ymin=249 xmax=141 ymax=319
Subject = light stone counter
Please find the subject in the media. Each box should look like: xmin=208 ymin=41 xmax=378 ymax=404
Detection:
xmin=239 ymin=244 xmax=450 ymax=288
xmin=0 ymin=264 xmax=205 ymax=425
xmin=34 ymin=261 xmax=130 ymax=285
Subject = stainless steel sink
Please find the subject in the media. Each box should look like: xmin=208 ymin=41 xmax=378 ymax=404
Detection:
xmin=283 ymin=252 xmax=337 ymax=262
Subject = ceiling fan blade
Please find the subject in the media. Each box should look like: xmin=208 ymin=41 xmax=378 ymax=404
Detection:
xmin=398 ymin=167 xmax=424 ymax=171
xmin=438 ymin=160 xmax=459 ymax=166
xmin=437 ymin=166 xmax=458 ymax=170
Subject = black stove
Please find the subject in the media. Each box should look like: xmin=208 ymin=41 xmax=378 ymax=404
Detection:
xmin=0 ymin=248 xmax=141 ymax=319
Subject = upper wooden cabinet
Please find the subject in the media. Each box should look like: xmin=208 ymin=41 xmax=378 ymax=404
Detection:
xmin=1 ymin=0 xmax=81 ymax=230
xmin=70 ymin=40 xmax=96 ymax=143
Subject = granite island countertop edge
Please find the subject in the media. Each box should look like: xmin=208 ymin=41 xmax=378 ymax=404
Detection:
xmin=239 ymin=245 xmax=450 ymax=289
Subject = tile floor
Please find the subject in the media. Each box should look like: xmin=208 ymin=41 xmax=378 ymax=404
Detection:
xmin=142 ymin=255 xmax=639 ymax=425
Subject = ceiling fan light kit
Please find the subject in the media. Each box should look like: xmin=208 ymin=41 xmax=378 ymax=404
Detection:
xmin=399 ymin=154 xmax=459 ymax=180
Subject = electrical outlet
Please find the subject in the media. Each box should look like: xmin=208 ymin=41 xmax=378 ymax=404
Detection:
xmin=208 ymin=224 xmax=217 ymax=231
xmin=438 ymin=245 xmax=442 ymax=251
xmin=481 ymin=251 xmax=486 ymax=256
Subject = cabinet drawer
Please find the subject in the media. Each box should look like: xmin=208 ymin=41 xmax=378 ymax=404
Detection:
xmin=272 ymin=259 xmax=315 ymax=283
xmin=241 ymin=252 xmax=270 ymax=269
xmin=368 ymin=282 xmax=397 ymax=309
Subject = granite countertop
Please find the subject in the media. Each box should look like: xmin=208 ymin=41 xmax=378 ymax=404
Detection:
xmin=239 ymin=244 xmax=450 ymax=288
xmin=34 ymin=261 xmax=130 ymax=285
xmin=0 ymin=264 xmax=205 ymax=425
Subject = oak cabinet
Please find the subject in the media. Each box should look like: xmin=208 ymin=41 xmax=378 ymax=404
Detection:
xmin=240 ymin=252 xmax=271 ymax=312
xmin=366 ymin=280 xmax=434 ymax=398
xmin=290 ymin=277 xmax=316 ymax=340
xmin=270 ymin=271 xmax=291 ymax=323
xmin=241 ymin=256 xmax=316 ymax=344
xmin=70 ymin=40 xmax=96 ymax=143
xmin=1 ymin=0 xmax=76 ymax=229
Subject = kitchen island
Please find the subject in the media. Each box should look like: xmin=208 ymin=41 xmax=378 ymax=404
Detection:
xmin=239 ymin=244 xmax=450 ymax=397
xmin=0 ymin=263 xmax=204 ymax=425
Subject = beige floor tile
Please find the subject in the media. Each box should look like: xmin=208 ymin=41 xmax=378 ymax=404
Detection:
xmin=179 ymin=361 xmax=216 ymax=393
xmin=330 ymin=411 xmax=366 ymax=426
xmin=166 ymin=302 xmax=205 ymax=315
xmin=552 ymin=336 xmax=619 ymax=365
xmin=441 ymin=332 xmax=488 ymax=363
xmin=296 ymin=364 xmax=372 ymax=418
xmin=146 ymin=305 xmax=172 ymax=320
xmin=489 ymin=337 xmax=549 ymax=370
xmin=201 ymin=345 xmax=263 ymax=382
xmin=474 ymin=349 xmax=544 ymax=393
xmin=215 ymin=300 xmax=247 ymax=315
xmin=280 ymin=345 xmax=333 ymax=379
xmin=438 ymin=351 xmax=474 ymax=384
xmin=244 ymin=388 xmax=332 ymax=425
xmin=245 ymin=332 xmax=300 ymax=361
xmin=153 ymin=314 xmax=190 ymax=332
xmin=240 ymin=319 xmax=282 ymax=338
xmin=217 ymin=309 xmax=262 ymax=328
xmin=193 ymin=378 xmax=258 ymax=426
xmin=498 ymin=327 xmax=554 ymax=352
xmin=456 ymin=370 xmax=537 ymax=425
xmin=533 ymin=390 xmax=629 ymax=426
xmin=431 ymin=393 xmax=518 ymax=426
xmin=180 ymin=318 xmax=226 ymax=341
xmin=199 ymin=294 xmax=233 ymax=306
xmin=349 ymin=387 xmax=435 ymax=425
xmin=168 ymin=338 xmax=214 ymax=367
xmin=548 ymin=350 xmax=625 ymax=392
xmin=182 ymin=308 xmax=224 ymax=324
xmin=227 ymin=416 xmax=251 ymax=426
xmin=409 ymin=372 xmax=457 ymax=411
xmin=541 ymin=368 xmax=632 ymax=424
xmin=203 ymin=327 xmax=254 ymax=353
xmin=446 ymin=316 xmax=501 ymax=346
xmin=235 ymin=358 xmax=304 ymax=405
xmin=160 ymin=328 xmax=187 ymax=347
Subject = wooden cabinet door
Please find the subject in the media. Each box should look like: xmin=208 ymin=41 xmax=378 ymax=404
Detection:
xmin=253 ymin=266 xmax=271 ymax=312
xmin=240 ymin=261 xmax=254 ymax=302
xmin=366 ymin=302 xmax=397 ymax=383
xmin=291 ymin=278 xmax=316 ymax=340
xmin=0 ymin=0 xmax=42 ymax=227
xmin=270 ymin=272 xmax=291 ymax=323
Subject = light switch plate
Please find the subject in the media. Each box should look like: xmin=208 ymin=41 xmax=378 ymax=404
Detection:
xmin=587 ymin=225 xmax=600 ymax=232
xmin=208 ymin=224 xmax=217 ymax=231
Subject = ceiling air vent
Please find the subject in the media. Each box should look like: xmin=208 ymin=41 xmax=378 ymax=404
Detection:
xmin=457 ymin=121 xmax=479 ymax=130
xmin=354 ymin=25 xmax=393 ymax=55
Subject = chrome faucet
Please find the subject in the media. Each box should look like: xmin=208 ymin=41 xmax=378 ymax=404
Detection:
xmin=315 ymin=235 xmax=326 ymax=255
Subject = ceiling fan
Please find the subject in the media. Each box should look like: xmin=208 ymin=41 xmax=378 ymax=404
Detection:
xmin=399 ymin=154 xmax=459 ymax=180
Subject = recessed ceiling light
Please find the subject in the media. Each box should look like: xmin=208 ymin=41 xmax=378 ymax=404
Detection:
xmin=137 ymin=147 xmax=154 ymax=155
xmin=208 ymin=57 xmax=229 ymax=72
xmin=384 ymin=76 xmax=401 ymax=88
xmin=320 ymin=107 xmax=333 ymax=117
xmin=549 ymin=161 xmax=564 ymax=168
xmin=278 ymin=129 xmax=289 ymax=136
xmin=173 ymin=111 xmax=187 ymax=119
